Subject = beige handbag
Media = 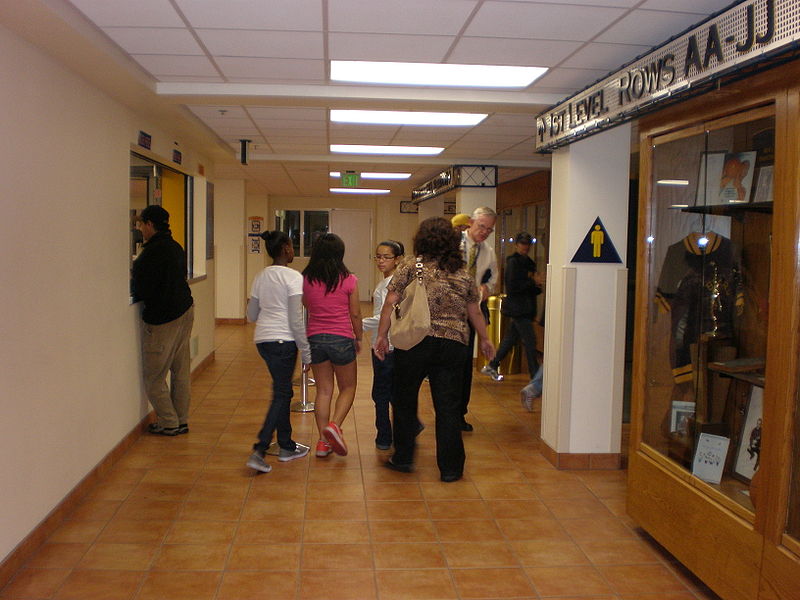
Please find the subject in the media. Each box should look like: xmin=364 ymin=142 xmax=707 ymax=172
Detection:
xmin=389 ymin=257 xmax=431 ymax=350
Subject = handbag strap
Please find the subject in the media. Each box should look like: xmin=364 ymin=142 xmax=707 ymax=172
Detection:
xmin=415 ymin=256 xmax=424 ymax=285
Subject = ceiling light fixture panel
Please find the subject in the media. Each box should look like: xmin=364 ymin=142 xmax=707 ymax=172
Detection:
xmin=330 ymin=188 xmax=390 ymax=194
xmin=330 ymin=172 xmax=411 ymax=179
xmin=330 ymin=109 xmax=487 ymax=126
xmin=330 ymin=144 xmax=443 ymax=155
xmin=331 ymin=60 xmax=546 ymax=88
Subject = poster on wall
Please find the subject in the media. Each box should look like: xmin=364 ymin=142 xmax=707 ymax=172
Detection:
xmin=248 ymin=216 xmax=263 ymax=234
xmin=248 ymin=234 xmax=261 ymax=254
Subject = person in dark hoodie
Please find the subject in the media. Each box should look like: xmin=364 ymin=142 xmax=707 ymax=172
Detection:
xmin=481 ymin=232 xmax=541 ymax=383
xmin=131 ymin=205 xmax=194 ymax=436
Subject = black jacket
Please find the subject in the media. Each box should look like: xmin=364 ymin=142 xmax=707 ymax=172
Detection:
xmin=132 ymin=230 xmax=193 ymax=325
xmin=500 ymin=252 xmax=540 ymax=318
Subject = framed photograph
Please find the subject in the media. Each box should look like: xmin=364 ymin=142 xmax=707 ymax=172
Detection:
xmin=733 ymin=386 xmax=763 ymax=483
xmin=695 ymin=151 xmax=726 ymax=207
xmin=752 ymin=165 xmax=774 ymax=204
xmin=718 ymin=151 xmax=757 ymax=204
xmin=400 ymin=200 xmax=418 ymax=214
xmin=670 ymin=401 xmax=695 ymax=436
xmin=692 ymin=433 xmax=731 ymax=485
xmin=444 ymin=201 xmax=456 ymax=215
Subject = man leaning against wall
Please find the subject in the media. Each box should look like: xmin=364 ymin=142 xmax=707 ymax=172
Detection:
xmin=131 ymin=205 xmax=194 ymax=436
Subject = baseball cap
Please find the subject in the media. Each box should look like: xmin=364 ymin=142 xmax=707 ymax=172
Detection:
xmin=139 ymin=205 xmax=170 ymax=226
xmin=451 ymin=213 xmax=470 ymax=228
xmin=514 ymin=232 xmax=533 ymax=244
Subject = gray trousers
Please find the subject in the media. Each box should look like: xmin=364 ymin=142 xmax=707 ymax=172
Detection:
xmin=142 ymin=306 xmax=194 ymax=428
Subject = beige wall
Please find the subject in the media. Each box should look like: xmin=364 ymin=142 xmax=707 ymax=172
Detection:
xmin=0 ymin=24 xmax=216 ymax=561
xmin=214 ymin=180 xmax=246 ymax=319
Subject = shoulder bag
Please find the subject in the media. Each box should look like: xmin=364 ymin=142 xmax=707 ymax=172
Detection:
xmin=389 ymin=257 xmax=431 ymax=350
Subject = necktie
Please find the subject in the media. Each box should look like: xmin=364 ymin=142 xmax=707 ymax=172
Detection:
xmin=468 ymin=244 xmax=478 ymax=279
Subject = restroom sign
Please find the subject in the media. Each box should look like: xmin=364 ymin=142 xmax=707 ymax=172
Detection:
xmin=571 ymin=217 xmax=622 ymax=263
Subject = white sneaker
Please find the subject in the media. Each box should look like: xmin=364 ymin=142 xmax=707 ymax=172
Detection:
xmin=246 ymin=452 xmax=272 ymax=473
xmin=278 ymin=443 xmax=310 ymax=462
xmin=480 ymin=365 xmax=504 ymax=382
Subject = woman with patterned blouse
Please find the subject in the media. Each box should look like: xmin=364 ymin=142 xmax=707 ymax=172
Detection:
xmin=373 ymin=217 xmax=495 ymax=482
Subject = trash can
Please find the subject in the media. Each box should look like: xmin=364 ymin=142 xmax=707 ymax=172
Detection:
xmin=483 ymin=294 xmax=521 ymax=375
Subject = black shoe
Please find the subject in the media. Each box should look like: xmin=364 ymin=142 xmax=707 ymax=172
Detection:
xmin=147 ymin=423 xmax=180 ymax=436
xmin=415 ymin=421 xmax=426 ymax=436
xmin=459 ymin=420 xmax=473 ymax=432
xmin=384 ymin=459 xmax=414 ymax=473
xmin=440 ymin=472 xmax=462 ymax=483
xmin=177 ymin=424 xmax=189 ymax=435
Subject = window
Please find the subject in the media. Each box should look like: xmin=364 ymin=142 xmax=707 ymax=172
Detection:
xmin=275 ymin=209 xmax=329 ymax=257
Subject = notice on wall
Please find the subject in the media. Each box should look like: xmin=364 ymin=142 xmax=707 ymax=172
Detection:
xmin=248 ymin=234 xmax=261 ymax=254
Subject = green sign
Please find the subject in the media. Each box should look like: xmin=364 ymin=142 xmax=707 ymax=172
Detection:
xmin=341 ymin=171 xmax=359 ymax=187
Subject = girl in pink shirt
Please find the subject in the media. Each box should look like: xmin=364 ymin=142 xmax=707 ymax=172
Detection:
xmin=302 ymin=233 xmax=362 ymax=457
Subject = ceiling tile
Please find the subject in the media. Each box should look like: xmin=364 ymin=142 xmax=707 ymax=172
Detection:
xmin=258 ymin=120 xmax=328 ymax=132
xmin=197 ymin=30 xmax=324 ymax=59
xmin=215 ymin=57 xmax=325 ymax=82
xmin=103 ymin=27 xmax=204 ymax=55
xmin=561 ymin=42 xmax=652 ymax=71
xmin=155 ymin=75 xmax=225 ymax=82
xmin=270 ymin=144 xmax=329 ymax=153
xmin=175 ymin=0 xmax=323 ymax=30
xmin=328 ymin=0 xmax=478 ymax=35
xmin=132 ymin=54 xmax=219 ymax=77
xmin=465 ymin=2 xmax=627 ymax=41
xmin=69 ymin=0 xmax=185 ymax=27
xmin=450 ymin=37 xmax=581 ymax=67
xmin=596 ymin=9 xmax=707 ymax=46
xmin=532 ymin=67 xmax=610 ymax=92
xmin=499 ymin=0 xmax=637 ymax=5
xmin=248 ymin=107 xmax=326 ymax=121
xmin=328 ymin=33 xmax=453 ymax=62
xmin=187 ymin=105 xmax=250 ymax=119
xmin=640 ymin=0 xmax=735 ymax=14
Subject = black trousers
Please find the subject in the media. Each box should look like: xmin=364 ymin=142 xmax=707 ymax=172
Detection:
xmin=491 ymin=316 xmax=538 ymax=378
xmin=391 ymin=336 xmax=469 ymax=477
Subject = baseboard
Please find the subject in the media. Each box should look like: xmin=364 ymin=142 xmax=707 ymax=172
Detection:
xmin=0 ymin=353 xmax=216 ymax=589
xmin=191 ymin=350 xmax=215 ymax=381
xmin=541 ymin=440 xmax=622 ymax=470
xmin=215 ymin=318 xmax=246 ymax=325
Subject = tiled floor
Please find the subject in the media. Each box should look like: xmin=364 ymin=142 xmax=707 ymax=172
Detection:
xmin=2 ymin=322 xmax=722 ymax=600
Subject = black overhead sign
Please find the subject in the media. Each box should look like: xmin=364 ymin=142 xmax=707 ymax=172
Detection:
xmin=536 ymin=0 xmax=796 ymax=152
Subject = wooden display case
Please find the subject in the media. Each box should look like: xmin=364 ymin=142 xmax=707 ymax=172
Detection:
xmin=628 ymin=60 xmax=800 ymax=600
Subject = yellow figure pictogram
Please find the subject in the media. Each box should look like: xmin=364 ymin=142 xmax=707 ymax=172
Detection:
xmin=590 ymin=224 xmax=604 ymax=258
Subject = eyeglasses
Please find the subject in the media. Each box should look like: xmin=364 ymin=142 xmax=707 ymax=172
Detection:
xmin=475 ymin=223 xmax=494 ymax=234
xmin=374 ymin=254 xmax=397 ymax=261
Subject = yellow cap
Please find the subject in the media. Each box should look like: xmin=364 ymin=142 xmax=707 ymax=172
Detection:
xmin=451 ymin=213 xmax=470 ymax=227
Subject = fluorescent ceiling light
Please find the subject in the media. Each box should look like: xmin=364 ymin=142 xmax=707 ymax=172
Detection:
xmin=330 ymin=171 xmax=411 ymax=180
xmin=330 ymin=188 xmax=390 ymax=194
xmin=331 ymin=144 xmax=443 ymax=156
xmin=331 ymin=109 xmax=486 ymax=127
xmin=331 ymin=60 xmax=546 ymax=88
xmin=657 ymin=179 xmax=690 ymax=186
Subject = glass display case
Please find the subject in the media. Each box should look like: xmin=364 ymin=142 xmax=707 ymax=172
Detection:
xmin=643 ymin=110 xmax=774 ymax=511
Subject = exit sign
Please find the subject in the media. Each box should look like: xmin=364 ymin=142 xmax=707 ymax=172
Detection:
xmin=341 ymin=171 xmax=359 ymax=187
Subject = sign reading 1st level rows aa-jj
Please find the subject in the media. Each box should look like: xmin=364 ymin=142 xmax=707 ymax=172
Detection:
xmin=536 ymin=0 xmax=797 ymax=152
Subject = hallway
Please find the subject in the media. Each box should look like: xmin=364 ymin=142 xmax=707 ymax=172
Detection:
xmin=2 ymin=323 xmax=719 ymax=600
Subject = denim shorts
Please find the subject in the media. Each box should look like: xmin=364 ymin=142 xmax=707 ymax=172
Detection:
xmin=308 ymin=334 xmax=357 ymax=365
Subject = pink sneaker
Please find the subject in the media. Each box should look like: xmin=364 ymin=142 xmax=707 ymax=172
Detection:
xmin=315 ymin=440 xmax=332 ymax=457
xmin=323 ymin=422 xmax=348 ymax=456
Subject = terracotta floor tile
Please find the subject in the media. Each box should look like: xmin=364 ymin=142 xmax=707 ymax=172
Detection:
xmin=426 ymin=499 xmax=492 ymax=520
xmin=372 ymin=543 xmax=446 ymax=570
xmin=77 ymin=542 xmax=158 ymax=570
xmin=25 ymin=543 xmax=88 ymax=569
xmin=526 ymin=565 xmax=614 ymax=596
xmin=467 ymin=467 xmax=527 ymax=483
xmin=165 ymin=520 xmax=237 ymax=544
xmin=86 ymin=482 xmax=137 ymax=501
xmin=420 ymin=481 xmax=481 ymax=500
xmin=485 ymin=499 xmax=552 ymax=519
xmin=560 ymin=517 xmax=637 ymax=542
xmin=151 ymin=543 xmax=229 ymax=570
xmin=542 ymin=497 xmax=615 ymax=520
xmin=600 ymin=564 xmax=688 ymax=596
xmin=47 ymin=520 xmax=105 ymax=544
xmin=52 ymin=569 xmax=144 ymax=600
xmin=305 ymin=500 xmax=366 ymax=520
xmin=578 ymin=538 xmax=662 ymax=565
xmin=299 ymin=570 xmax=377 ymax=600
xmin=307 ymin=468 xmax=363 ymax=483
xmin=216 ymin=571 xmax=298 ymax=600
xmin=434 ymin=519 xmax=504 ymax=542
xmin=452 ymin=567 xmax=535 ymax=598
xmin=97 ymin=519 xmax=171 ymax=544
xmin=179 ymin=499 xmax=243 ymax=521
xmin=114 ymin=499 xmax=181 ymax=521
xmin=136 ymin=571 xmax=222 ymax=600
xmin=532 ymin=481 xmax=596 ymax=500
xmin=369 ymin=520 xmax=437 ymax=543
xmin=302 ymin=520 xmax=370 ymax=544
xmin=496 ymin=517 xmax=569 ymax=541
xmin=235 ymin=520 xmax=303 ymax=544
xmin=226 ymin=543 xmax=301 ymax=570
xmin=241 ymin=498 xmax=305 ymax=520
xmin=66 ymin=499 xmax=121 ymax=521
xmin=375 ymin=569 xmax=456 ymax=600
xmin=474 ymin=481 xmax=538 ymax=499
xmin=301 ymin=543 xmax=374 ymax=570
xmin=363 ymin=482 xmax=422 ymax=501
xmin=511 ymin=539 xmax=590 ymax=567
xmin=441 ymin=541 xmax=519 ymax=567
xmin=128 ymin=482 xmax=193 ymax=502
xmin=617 ymin=594 xmax=697 ymax=600
xmin=0 ymin=568 xmax=70 ymax=599
xmin=366 ymin=500 xmax=429 ymax=520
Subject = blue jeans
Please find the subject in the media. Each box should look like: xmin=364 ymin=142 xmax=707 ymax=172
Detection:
xmin=371 ymin=351 xmax=394 ymax=447
xmin=253 ymin=341 xmax=298 ymax=454
xmin=523 ymin=363 xmax=544 ymax=398
xmin=309 ymin=333 xmax=356 ymax=365
xmin=393 ymin=336 xmax=468 ymax=477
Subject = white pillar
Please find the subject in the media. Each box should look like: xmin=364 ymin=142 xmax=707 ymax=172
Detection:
xmin=418 ymin=196 xmax=444 ymax=221
xmin=541 ymin=123 xmax=630 ymax=469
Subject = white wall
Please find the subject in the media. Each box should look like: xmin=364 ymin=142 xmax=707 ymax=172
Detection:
xmin=0 ymin=24 xmax=215 ymax=561
xmin=214 ymin=180 xmax=246 ymax=319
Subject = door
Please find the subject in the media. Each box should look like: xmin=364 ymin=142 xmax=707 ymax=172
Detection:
xmin=329 ymin=209 xmax=373 ymax=302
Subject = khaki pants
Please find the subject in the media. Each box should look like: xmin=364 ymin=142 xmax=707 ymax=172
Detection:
xmin=142 ymin=306 xmax=194 ymax=428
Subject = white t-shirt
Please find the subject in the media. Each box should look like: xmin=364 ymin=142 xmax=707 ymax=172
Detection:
xmin=250 ymin=265 xmax=303 ymax=343
xmin=363 ymin=274 xmax=392 ymax=345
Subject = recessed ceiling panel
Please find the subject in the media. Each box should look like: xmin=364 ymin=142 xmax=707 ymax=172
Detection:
xmin=561 ymin=42 xmax=652 ymax=71
xmin=596 ymin=10 xmax=708 ymax=46
xmin=103 ymin=27 xmax=204 ymax=55
xmin=176 ymin=0 xmax=323 ymax=30
xmin=640 ymin=0 xmax=736 ymax=14
xmin=132 ymin=54 xmax=219 ymax=77
xmin=328 ymin=0 xmax=478 ymax=35
xmin=450 ymin=37 xmax=582 ymax=67
xmin=69 ymin=0 xmax=185 ymax=27
xmin=532 ymin=67 xmax=610 ymax=92
xmin=188 ymin=105 xmax=250 ymax=119
xmin=215 ymin=57 xmax=324 ymax=82
xmin=248 ymin=107 xmax=326 ymax=121
xmin=328 ymin=33 xmax=454 ymax=62
xmin=197 ymin=30 xmax=324 ymax=59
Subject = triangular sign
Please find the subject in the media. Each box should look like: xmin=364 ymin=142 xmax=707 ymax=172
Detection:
xmin=571 ymin=217 xmax=622 ymax=263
